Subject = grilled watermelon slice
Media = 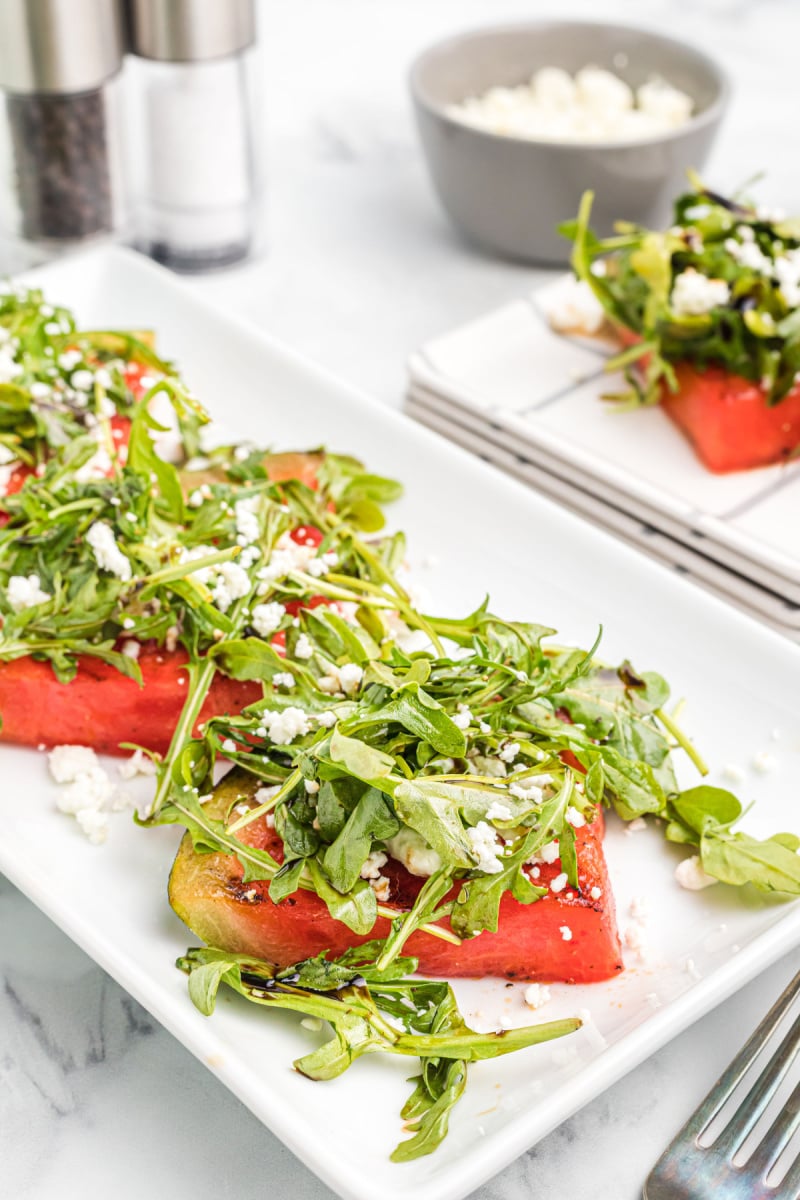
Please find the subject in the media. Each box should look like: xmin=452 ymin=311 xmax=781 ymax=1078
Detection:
xmin=168 ymin=770 xmax=623 ymax=984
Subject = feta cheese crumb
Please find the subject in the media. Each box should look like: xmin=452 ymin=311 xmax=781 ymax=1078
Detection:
xmin=452 ymin=704 xmax=472 ymax=730
xmin=118 ymin=748 xmax=157 ymax=780
xmin=272 ymin=671 xmax=295 ymax=689
xmin=559 ymin=925 xmax=573 ymax=942
xmin=294 ymin=633 xmax=314 ymax=660
xmin=211 ymin=561 xmax=251 ymax=612
xmin=545 ymin=275 xmax=607 ymax=335
xmin=624 ymin=816 xmax=647 ymax=835
xmin=121 ymin=639 xmax=140 ymax=659
xmin=49 ymin=744 xmax=99 ymax=783
xmin=360 ymin=850 xmax=388 ymax=880
xmin=523 ymin=983 xmax=551 ymax=1011
xmin=75 ymin=808 xmax=109 ymax=845
xmin=466 ymin=821 xmax=504 ymax=874
xmin=498 ymin=740 xmax=520 ymax=763
xmin=304 ymin=779 xmax=320 ymax=795
xmin=6 ymin=573 xmax=51 ymax=611
xmin=486 ymin=800 xmax=513 ymax=822
xmin=565 ymin=805 xmax=586 ymax=828
xmin=259 ymin=706 xmax=312 ymax=744
xmin=589 ymin=886 xmax=603 ymax=901
xmin=221 ymin=738 xmax=238 ymax=754
xmin=86 ymin=521 xmax=132 ymax=581
xmin=251 ymin=601 xmax=284 ymax=637
xmin=670 ymin=269 xmax=730 ymax=316
xmin=550 ymin=872 xmax=568 ymax=893
xmin=675 ymin=854 xmax=718 ymax=891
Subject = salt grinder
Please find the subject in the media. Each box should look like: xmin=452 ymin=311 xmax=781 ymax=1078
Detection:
xmin=126 ymin=0 xmax=263 ymax=272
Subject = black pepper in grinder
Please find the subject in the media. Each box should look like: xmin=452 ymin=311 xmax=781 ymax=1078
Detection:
xmin=0 ymin=0 xmax=127 ymax=270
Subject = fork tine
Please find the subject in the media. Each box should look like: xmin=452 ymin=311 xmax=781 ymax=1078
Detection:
xmin=777 ymin=1145 xmax=800 ymax=1199
xmin=711 ymin=1011 xmax=800 ymax=1158
xmin=743 ymin=1076 xmax=800 ymax=1184
xmin=681 ymin=972 xmax=800 ymax=1143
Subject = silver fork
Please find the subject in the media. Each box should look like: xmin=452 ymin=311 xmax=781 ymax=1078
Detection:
xmin=645 ymin=968 xmax=800 ymax=1200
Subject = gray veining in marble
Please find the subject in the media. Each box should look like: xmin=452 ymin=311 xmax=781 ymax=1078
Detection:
xmin=3 ymin=1 xmax=800 ymax=1196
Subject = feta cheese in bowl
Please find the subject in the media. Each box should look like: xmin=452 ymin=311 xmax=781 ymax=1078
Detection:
xmin=410 ymin=21 xmax=729 ymax=264
xmin=450 ymin=65 xmax=694 ymax=144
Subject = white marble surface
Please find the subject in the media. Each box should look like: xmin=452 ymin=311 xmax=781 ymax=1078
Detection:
xmin=4 ymin=0 xmax=800 ymax=1196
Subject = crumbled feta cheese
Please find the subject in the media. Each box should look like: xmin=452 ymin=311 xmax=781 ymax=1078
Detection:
xmin=121 ymin=639 xmax=140 ymax=659
xmin=6 ymin=573 xmax=50 ymax=612
xmin=122 ymin=617 xmax=135 ymax=631
xmin=360 ymin=850 xmax=389 ymax=880
xmin=452 ymin=704 xmax=472 ymax=730
xmin=550 ymin=872 xmax=568 ymax=893
xmin=234 ymin=496 xmax=261 ymax=546
xmin=523 ymin=983 xmax=551 ymax=1011
xmin=637 ymin=78 xmax=693 ymax=126
xmin=212 ymin=561 xmax=251 ymax=612
xmin=49 ymin=744 xmax=99 ymax=783
xmin=75 ymin=808 xmax=110 ymax=845
xmin=545 ymin=275 xmax=610 ymax=336
xmin=251 ymin=601 xmax=284 ymax=637
xmin=670 ymin=269 xmax=730 ymax=316
xmin=259 ymin=706 xmax=312 ymax=744
xmin=304 ymin=779 xmax=320 ymax=795
xmin=565 ymin=805 xmax=586 ymax=828
xmin=272 ymin=671 xmax=295 ymax=689
xmin=386 ymin=828 xmax=442 ymax=877
xmin=86 ymin=521 xmax=132 ymax=581
xmin=221 ymin=738 xmax=238 ymax=754
xmin=71 ymin=369 xmax=94 ymax=391
xmin=478 ymin=720 xmax=491 ymax=734
xmin=625 ymin=816 xmax=647 ymax=835
xmin=486 ymin=801 xmax=513 ymax=822
xmin=294 ymin=633 xmax=313 ymax=660
xmin=58 ymin=349 xmax=82 ymax=371
xmin=118 ymin=748 xmax=157 ymax=780
xmin=320 ymin=661 xmax=363 ymax=695
xmin=315 ymin=711 xmax=337 ymax=728
xmin=675 ymin=854 xmax=718 ymax=891
xmin=449 ymin=65 xmax=691 ymax=143
xmin=529 ymin=839 xmax=560 ymax=866
xmin=509 ymin=778 xmax=545 ymax=805
xmin=306 ymin=551 xmax=338 ymax=579
xmin=466 ymin=821 xmax=504 ymax=874
xmin=498 ymin=741 xmax=520 ymax=763
xmin=559 ymin=925 xmax=573 ymax=942
xmin=589 ymin=886 xmax=602 ymax=901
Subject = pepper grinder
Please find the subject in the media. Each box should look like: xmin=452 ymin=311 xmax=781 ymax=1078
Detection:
xmin=126 ymin=0 xmax=264 ymax=272
xmin=0 ymin=0 xmax=128 ymax=271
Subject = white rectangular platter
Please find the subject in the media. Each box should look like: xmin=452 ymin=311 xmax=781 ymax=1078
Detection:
xmin=2 ymin=247 xmax=800 ymax=1200
xmin=410 ymin=282 xmax=800 ymax=596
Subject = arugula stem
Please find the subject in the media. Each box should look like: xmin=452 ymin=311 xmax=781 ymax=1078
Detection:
xmin=656 ymin=707 xmax=708 ymax=776
xmin=375 ymin=870 xmax=455 ymax=971
xmin=149 ymin=655 xmax=219 ymax=817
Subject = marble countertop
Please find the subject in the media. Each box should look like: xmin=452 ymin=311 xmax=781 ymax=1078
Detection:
xmin=4 ymin=1 xmax=800 ymax=1197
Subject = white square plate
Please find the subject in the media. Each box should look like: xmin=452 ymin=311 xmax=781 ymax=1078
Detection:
xmin=412 ymin=279 xmax=800 ymax=592
xmin=3 ymin=248 xmax=800 ymax=1200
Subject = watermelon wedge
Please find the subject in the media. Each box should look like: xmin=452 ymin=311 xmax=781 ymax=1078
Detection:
xmin=0 ymin=644 xmax=261 ymax=756
xmin=169 ymin=770 xmax=623 ymax=984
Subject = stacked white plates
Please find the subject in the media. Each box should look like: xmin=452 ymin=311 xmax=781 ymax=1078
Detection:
xmin=407 ymin=278 xmax=800 ymax=639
